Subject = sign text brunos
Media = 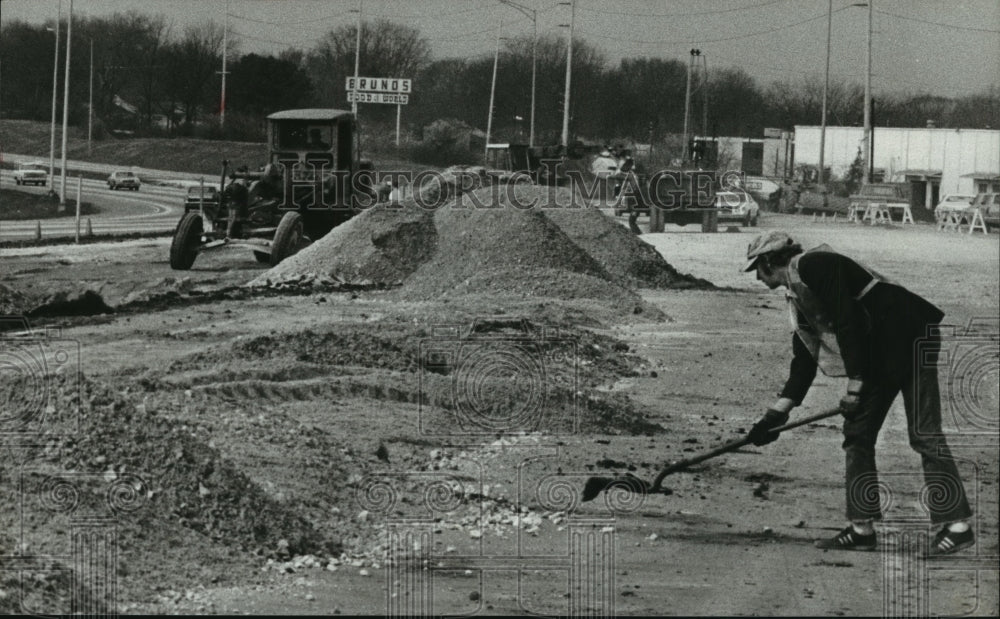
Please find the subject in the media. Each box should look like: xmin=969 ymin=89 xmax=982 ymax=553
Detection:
xmin=346 ymin=77 xmax=411 ymax=105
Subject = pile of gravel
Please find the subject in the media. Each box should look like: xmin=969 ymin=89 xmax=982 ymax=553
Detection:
xmin=0 ymin=282 xmax=34 ymax=317
xmin=251 ymin=183 xmax=713 ymax=306
xmin=258 ymin=200 xmax=436 ymax=287
xmin=540 ymin=187 xmax=712 ymax=290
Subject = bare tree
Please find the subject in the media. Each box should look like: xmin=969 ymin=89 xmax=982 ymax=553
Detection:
xmin=305 ymin=19 xmax=431 ymax=113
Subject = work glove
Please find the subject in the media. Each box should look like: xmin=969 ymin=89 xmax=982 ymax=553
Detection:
xmin=839 ymin=380 xmax=865 ymax=420
xmin=748 ymin=408 xmax=790 ymax=446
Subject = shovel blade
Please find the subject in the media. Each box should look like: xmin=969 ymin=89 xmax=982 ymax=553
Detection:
xmin=582 ymin=474 xmax=654 ymax=502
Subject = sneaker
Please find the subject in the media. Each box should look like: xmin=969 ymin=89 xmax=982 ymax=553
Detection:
xmin=926 ymin=527 xmax=974 ymax=558
xmin=814 ymin=525 xmax=877 ymax=551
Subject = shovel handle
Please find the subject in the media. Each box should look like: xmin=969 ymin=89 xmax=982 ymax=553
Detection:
xmin=649 ymin=408 xmax=841 ymax=492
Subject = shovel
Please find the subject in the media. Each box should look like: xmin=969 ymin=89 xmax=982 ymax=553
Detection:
xmin=581 ymin=408 xmax=841 ymax=502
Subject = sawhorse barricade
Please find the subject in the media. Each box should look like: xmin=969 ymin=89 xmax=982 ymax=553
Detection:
xmin=848 ymin=202 xmax=915 ymax=225
xmin=936 ymin=207 xmax=988 ymax=235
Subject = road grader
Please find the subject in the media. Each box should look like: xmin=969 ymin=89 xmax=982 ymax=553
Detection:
xmin=169 ymin=109 xmax=379 ymax=270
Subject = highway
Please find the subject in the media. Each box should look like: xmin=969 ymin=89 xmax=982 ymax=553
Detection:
xmin=0 ymin=164 xmax=207 ymax=241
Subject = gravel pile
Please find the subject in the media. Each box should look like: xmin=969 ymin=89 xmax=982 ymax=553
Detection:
xmin=251 ymin=184 xmax=712 ymax=306
xmin=0 ymin=282 xmax=34 ymax=317
xmin=0 ymin=374 xmax=339 ymax=600
xmin=540 ymin=188 xmax=712 ymax=290
xmin=258 ymin=200 xmax=436 ymax=287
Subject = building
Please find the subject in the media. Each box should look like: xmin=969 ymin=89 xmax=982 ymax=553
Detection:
xmin=794 ymin=125 xmax=1000 ymax=212
xmin=692 ymin=129 xmax=794 ymax=178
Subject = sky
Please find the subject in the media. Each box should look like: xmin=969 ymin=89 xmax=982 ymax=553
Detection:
xmin=2 ymin=0 xmax=999 ymax=98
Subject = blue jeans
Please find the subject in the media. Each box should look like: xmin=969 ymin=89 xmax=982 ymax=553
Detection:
xmin=842 ymin=339 xmax=972 ymax=524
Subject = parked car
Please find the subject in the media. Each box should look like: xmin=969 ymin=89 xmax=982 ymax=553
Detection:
xmin=12 ymin=161 xmax=48 ymax=186
xmin=107 ymin=170 xmax=141 ymax=191
xmin=849 ymin=183 xmax=908 ymax=209
xmin=970 ymin=192 xmax=999 ymax=229
xmin=715 ymin=190 xmax=759 ymax=226
xmin=184 ymin=184 xmax=220 ymax=211
xmin=935 ymin=194 xmax=975 ymax=212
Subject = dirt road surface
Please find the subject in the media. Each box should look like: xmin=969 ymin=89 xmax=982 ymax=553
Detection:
xmin=1 ymin=211 xmax=997 ymax=616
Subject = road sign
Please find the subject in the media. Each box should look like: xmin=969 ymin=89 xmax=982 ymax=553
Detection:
xmin=347 ymin=92 xmax=409 ymax=105
xmin=346 ymin=77 xmax=411 ymax=94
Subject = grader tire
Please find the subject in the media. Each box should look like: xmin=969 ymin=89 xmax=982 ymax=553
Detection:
xmin=270 ymin=211 xmax=304 ymax=267
xmin=169 ymin=212 xmax=203 ymax=270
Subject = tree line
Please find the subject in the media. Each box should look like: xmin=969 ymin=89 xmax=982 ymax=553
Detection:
xmin=1 ymin=12 xmax=997 ymax=144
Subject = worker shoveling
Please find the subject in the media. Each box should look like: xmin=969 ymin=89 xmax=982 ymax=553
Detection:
xmin=581 ymin=407 xmax=841 ymax=502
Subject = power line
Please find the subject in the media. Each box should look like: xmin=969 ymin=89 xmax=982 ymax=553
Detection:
xmin=578 ymin=0 xmax=797 ymax=19
xmin=227 ymin=11 xmax=352 ymax=26
xmin=229 ymin=28 xmax=320 ymax=49
xmin=874 ymin=8 xmax=1000 ymax=34
xmin=576 ymin=6 xmax=851 ymax=46
xmin=363 ymin=0 xmax=493 ymax=20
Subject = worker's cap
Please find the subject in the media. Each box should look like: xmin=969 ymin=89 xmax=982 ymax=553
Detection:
xmin=743 ymin=231 xmax=800 ymax=272
xmin=599 ymin=148 xmax=612 ymax=156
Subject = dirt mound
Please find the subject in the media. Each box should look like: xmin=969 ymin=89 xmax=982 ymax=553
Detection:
xmin=257 ymin=200 xmax=436 ymax=286
xmin=0 ymin=373 xmax=339 ymax=602
xmin=251 ymin=183 xmax=711 ymax=312
xmin=151 ymin=319 xmax=662 ymax=437
xmin=0 ymin=282 xmax=34 ymax=316
xmin=539 ymin=187 xmax=713 ymax=290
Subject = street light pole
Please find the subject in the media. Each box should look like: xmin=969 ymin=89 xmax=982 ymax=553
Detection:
xmin=701 ymin=53 xmax=709 ymax=138
xmin=485 ymin=18 xmax=503 ymax=163
xmin=560 ymin=0 xmax=574 ymax=148
xmin=58 ymin=0 xmax=73 ymax=211
xmin=352 ymin=0 xmax=362 ymax=117
xmin=819 ymin=0 xmax=832 ymax=203
xmin=529 ymin=11 xmax=536 ymax=147
xmin=497 ymin=0 xmax=537 ymax=147
xmin=862 ymin=0 xmax=872 ymax=184
xmin=683 ymin=49 xmax=698 ymax=163
xmin=49 ymin=0 xmax=61 ymax=185
xmin=88 ymin=38 xmax=93 ymax=155
xmin=220 ymin=0 xmax=228 ymax=128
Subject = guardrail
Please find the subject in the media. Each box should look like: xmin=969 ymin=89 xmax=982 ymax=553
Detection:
xmin=2 ymin=152 xmax=212 ymax=183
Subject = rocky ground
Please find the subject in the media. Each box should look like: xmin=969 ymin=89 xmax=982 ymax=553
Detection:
xmin=1 ymin=203 xmax=997 ymax=616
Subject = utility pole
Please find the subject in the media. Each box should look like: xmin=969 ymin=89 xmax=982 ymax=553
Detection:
xmin=58 ymin=0 xmax=73 ymax=211
xmin=819 ymin=0 xmax=832 ymax=205
xmin=560 ymin=0 xmax=574 ymax=148
xmin=49 ymin=0 xmax=61 ymax=184
xmin=88 ymin=38 xmax=93 ymax=154
xmin=862 ymin=0 xmax=872 ymax=184
xmin=529 ymin=9 xmax=536 ymax=147
xmin=683 ymin=49 xmax=698 ymax=162
xmin=701 ymin=53 xmax=708 ymax=138
xmin=219 ymin=0 xmax=229 ymax=128
xmin=485 ymin=18 xmax=503 ymax=164
xmin=352 ymin=0 xmax=362 ymax=117
xmin=497 ymin=0 xmax=537 ymax=147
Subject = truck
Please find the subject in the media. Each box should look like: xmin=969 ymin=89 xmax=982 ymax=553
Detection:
xmin=849 ymin=183 xmax=909 ymax=210
xmin=613 ymin=168 xmax=720 ymax=232
xmin=12 ymin=161 xmax=48 ymax=187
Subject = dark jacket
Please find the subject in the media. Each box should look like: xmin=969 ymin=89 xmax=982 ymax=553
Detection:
xmin=781 ymin=251 xmax=945 ymax=403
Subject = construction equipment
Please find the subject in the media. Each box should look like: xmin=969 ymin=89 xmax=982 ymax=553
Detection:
xmin=613 ymin=167 xmax=720 ymax=233
xmin=484 ymin=142 xmax=569 ymax=185
xmin=581 ymin=408 xmax=841 ymax=502
xmin=169 ymin=109 xmax=379 ymax=270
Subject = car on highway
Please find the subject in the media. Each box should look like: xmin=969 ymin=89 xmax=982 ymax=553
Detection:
xmin=12 ymin=161 xmax=48 ymax=186
xmin=183 ymin=184 xmax=220 ymax=211
xmin=715 ymin=190 xmax=759 ymax=226
xmin=107 ymin=170 xmax=141 ymax=191
xmin=934 ymin=194 xmax=975 ymax=212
